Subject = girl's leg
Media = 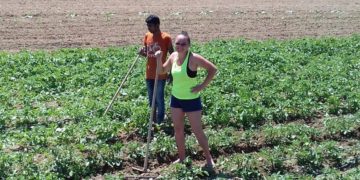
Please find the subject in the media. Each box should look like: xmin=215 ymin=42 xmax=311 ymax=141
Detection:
xmin=187 ymin=110 xmax=214 ymax=166
xmin=171 ymin=107 xmax=186 ymax=162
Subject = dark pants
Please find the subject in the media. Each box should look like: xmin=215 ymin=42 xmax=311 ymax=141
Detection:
xmin=146 ymin=79 xmax=166 ymax=124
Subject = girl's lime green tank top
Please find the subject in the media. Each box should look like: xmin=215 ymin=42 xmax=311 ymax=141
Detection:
xmin=171 ymin=51 xmax=200 ymax=100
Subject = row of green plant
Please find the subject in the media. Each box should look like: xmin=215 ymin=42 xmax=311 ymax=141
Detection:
xmin=149 ymin=138 xmax=360 ymax=179
xmin=1 ymin=35 xmax=359 ymax=131
xmin=199 ymin=35 xmax=360 ymax=128
xmin=122 ymin=112 xmax=360 ymax=165
xmin=1 ymin=112 xmax=358 ymax=178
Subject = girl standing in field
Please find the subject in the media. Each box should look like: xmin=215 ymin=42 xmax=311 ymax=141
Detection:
xmin=154 ymin=31 xmax=217 ymax=168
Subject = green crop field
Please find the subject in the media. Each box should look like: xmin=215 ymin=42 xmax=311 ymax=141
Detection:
xmin=1 ymin=35 xmax=360 ymax=179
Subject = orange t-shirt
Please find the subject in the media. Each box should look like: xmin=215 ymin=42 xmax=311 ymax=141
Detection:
xmin=143 ymin=32 xmax=172 ymax=80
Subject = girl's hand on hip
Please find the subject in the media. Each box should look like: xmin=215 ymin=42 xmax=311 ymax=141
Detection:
xmin=191 ymin=84 xmax=204 ymax=93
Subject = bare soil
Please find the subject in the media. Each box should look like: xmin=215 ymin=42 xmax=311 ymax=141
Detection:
xmin=1 ymin=0 xmax=359 ymax=51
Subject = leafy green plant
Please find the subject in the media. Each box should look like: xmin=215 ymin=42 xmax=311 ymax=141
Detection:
xmin=150 ymin=132 xmax=177 ymax=163
xmin=206 ymin=127 xmax=239 ymax=153
xmin=122 ymin=141 xmax=145 ymax=165
xmin=258 ymin=147 xmax=286 ymax=174
xmin=159 ymin=158 xmax=209 ymax=179
xmin=296 ymin=144 xmax=324 ymax=175
xmin=217 ymin=153 xmax=263 ymax=179
xmin=323 ymin=113 xmax=360 ymax=137
xmin=263 ymin=123 xmax=318 ymax=145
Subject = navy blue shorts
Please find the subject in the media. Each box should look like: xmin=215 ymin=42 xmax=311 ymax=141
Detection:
xmin=170 ymin=95 xmax=202 ymax=112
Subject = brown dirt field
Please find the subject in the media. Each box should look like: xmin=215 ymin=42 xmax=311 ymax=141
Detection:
xmin=1 ymin=0 xmax=359 ymax=51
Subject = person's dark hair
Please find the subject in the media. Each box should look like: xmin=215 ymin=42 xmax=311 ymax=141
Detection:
xmin=180 ymin=31 xmax=191 ymax=44
xmin=145 ymin=15 xmax=160 ymax=25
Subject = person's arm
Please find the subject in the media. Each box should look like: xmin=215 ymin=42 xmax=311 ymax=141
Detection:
xmin=168 ymin=40 xmax=174 ymax=55
xmin=138 ymin=35 xmax=147 ymax=57
xmin=191 ymin=54 xmax=217 ymax=93
xmin=138 ymin=46 xmax=147 ymax=57
xmin=166 ymin=40 xmax=174 ymax=84
xmin=155 ymin=50 xmax=173 ymax=74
